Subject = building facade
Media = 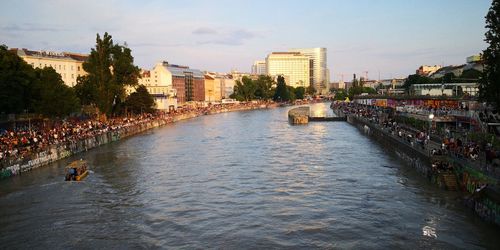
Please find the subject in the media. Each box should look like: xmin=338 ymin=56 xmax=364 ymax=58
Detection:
xmin=266 ymin=52 xmax=310 ymax=88
xmin=125 ymin=69 xmax=178 ymax=110
xmin=410 ymin=82 xmax=478 ymax=97
xmin=416 ymin=65 xmax=442 ymax=76
xmin=204 ymin=74 xmax=223 ymax=102
xmin=12 ymin=48 xmax=88 ymax=87
xmin=163 ymin=63 xmax=205 ymax=103
xmin=288 ymin=48 xmax=329 ymax=93
xmin=251 ymin=60 xmax=267 ymax=75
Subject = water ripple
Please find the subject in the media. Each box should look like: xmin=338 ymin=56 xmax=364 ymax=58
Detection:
xmin=0 ymin=103 xmax=499 ymax=249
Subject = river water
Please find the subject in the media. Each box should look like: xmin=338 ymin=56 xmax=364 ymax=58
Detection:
xmin=1 ymin=103 xmax=499 ymax=249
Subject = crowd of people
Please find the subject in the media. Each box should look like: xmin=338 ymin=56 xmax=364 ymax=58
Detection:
xmin=332 ymin=102 xmax=432 ymax=150
xmin=0 ymin=99 xmax=304 ymax=167
xmin=331 ymin=101 xmax=500 ymax=176
xmin=0 ymin=113 xmax=158 ymax=164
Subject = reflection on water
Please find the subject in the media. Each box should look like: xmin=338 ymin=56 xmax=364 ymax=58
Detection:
xmin=422 ymin=215 xmax=439 ymax=239
xmin=0 ymin=103 xmax=499 ymax=249
xmin=310 ymin=104 xmax=333 ymax=117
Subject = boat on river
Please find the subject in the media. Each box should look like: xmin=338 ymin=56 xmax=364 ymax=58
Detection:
xmin=65 ymin=160 xmax=89 ymax=181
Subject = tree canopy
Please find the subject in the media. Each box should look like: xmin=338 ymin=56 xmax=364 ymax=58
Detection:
xmin=254 ymin=75 xmax=275 ymax=100
xmin=0 ymin=45 xmax=36 ymax=114
xmin=480 ymin=0 xmax=500 ymax=109
xmin=0 ymin=45 xmax=80 ymax=117
xmin=402 ymin=74 xmax=432 ymax=92
xmin=75 ymin=32 xmax=140 ymax=116
xmin=273 ymin=75 xmax=291 ymax=101
xmin=125 ymin=85 xmax=155 ymax=114
xmin=231 ymin=75 xmax=276 ymax=101
xmin=232 ymin=76 xmax=256 ymax=101
xmin=306 ymin=85 xmax=316 ymax=96
xmin=294 ymin=87 xmax=305 ymax=100
xmin=32 ymin=67 xmax=80 ymax=117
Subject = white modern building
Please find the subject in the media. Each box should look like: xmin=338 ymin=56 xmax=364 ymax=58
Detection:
xmin=289 ymin=47 xmax=329 ymax=93
xmin=251 ymin=60 xmax=267 ymax=75
xmin=266 ymin=52 xmax=310 ymax=88
xmin=410 ymin=82 xmax=479 ymax=97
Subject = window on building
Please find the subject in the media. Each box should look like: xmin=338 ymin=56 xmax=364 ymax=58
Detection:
xmin=77 ymin=66 xmax=80 ymax=71
xmin=71 ymin=66 xmax=73 ymax=70
xmin=71 ymin=74 xmax=74 ymax=79
xmin=59 ymin=65 xmax=61 ymax=70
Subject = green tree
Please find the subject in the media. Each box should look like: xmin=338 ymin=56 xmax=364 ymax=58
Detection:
xmin=460 ymin=69 xmax=481 ymax=80
xmin=294 ymin=86 xmax=305 ymax=99
xmin=125 ymin=85 xmax=155 ymax=114
xmin=480 ymin=0 xmax=500 ymax=109
xmin=74 ymin=76 xmax=99 ymax=105
xmin=0 ymin=45 xmax=36 ymax=114
xmin=32 ymin=67 xmax=80 ymax=117
xmin=352 ymin=78 xmax=359 ymax=88
xmin=76 ymin=32 xmax=140 ymax=116
xmin=362 ymin=87 xmax=377 ymax=94
xmin=334 ymin=89 xmax=348 ymax=100
xmin=254 ymin=75 xmax=275 ymax=100
xmin=376 ymin=83 xmax=384 ymax=90
xmin=443 ymin=72 xmax=454 ymax=83
xmin=306 ymin=85 xmax=316 ymax=96
xmin=402 ymin=74 xmax=432 ymax=93
xmin=232 ymin=76 xmax=256 ymax=101
xmin=274 ymin=75 xmax=290 ymax=101
xmin=287 ymin=86 xmax=296 ymax=101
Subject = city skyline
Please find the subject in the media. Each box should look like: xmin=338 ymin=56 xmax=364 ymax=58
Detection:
xmin=1 ymin=0 xmax=490 ymax=81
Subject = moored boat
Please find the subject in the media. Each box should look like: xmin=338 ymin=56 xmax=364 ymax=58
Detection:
xmin=65 ymin=160 xmax=89 ymax=181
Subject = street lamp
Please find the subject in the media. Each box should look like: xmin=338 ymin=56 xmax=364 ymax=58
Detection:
xmin=428 ymin=113 xmax=434 ymax=135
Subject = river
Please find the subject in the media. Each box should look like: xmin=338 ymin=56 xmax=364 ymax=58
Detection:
xmin=0 ymin=103 xmax=499 ymax=249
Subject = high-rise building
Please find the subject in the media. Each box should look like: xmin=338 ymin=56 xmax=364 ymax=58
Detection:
xmin=288 ymin=48 xmax=329 ymax=93
xmin=265 ymin=52 xmax=310 ymax=88
xmin=11 ymin=48 xmax=88 ymax=87
xmin=251 ymin=60 xmax=267 ymax=75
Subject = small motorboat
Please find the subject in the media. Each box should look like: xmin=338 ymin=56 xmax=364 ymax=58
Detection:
xmin=65 ymin=160 xmax=89 ymax=181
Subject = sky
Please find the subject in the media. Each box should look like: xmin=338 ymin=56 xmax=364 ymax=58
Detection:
xmin=0 ymin=0 xmax=491 ymax=81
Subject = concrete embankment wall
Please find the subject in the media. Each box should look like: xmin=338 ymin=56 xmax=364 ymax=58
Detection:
xmin=288 ymin=107 xmax=309 ymax=125
xmin=0 ymin=105 xmax=270 ymax=180
xmin=346 ymin=115 xmax=432 ymax=176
